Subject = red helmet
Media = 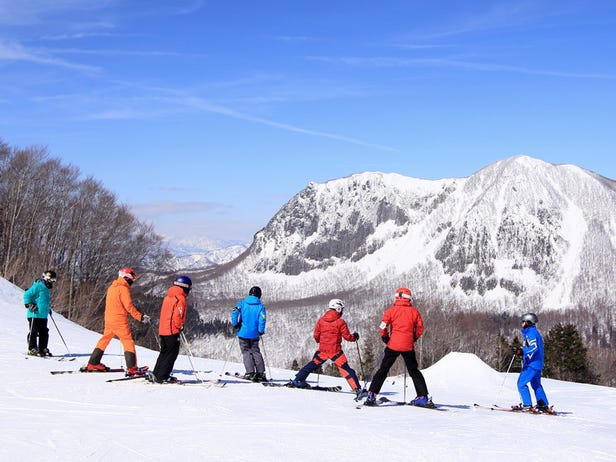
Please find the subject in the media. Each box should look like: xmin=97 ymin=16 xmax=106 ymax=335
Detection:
xmin=118 ymin=267 xmax=136 ymax=282
xmin=395 ymin=287 xmax=412 ymax=300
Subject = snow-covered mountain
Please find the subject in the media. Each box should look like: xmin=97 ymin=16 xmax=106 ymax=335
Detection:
xmin=1 ymin=276 xmax=615 ymax=461
xmin=165 ymin=236 xmax=247 ymax=270
xmin=198 ymin=156 xmax=616 ymax=311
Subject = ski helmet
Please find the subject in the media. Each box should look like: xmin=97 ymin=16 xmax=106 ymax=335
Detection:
xmin=173 ymin=275 xmax=192 ymax=292
xmin=520 ymin=313 xmax=538 ymax=326
xmin=118 ymin=267 xmax=136 ymax=282
xmin=395 ymin=287 xmax=412 ymax=300
xmin=249 ymin=286 xmax=262 ymax=298
xmin=328 ymin=298 xmax=345 ymax=313
xmin=42 ymin=270 xmax=57 ymax=282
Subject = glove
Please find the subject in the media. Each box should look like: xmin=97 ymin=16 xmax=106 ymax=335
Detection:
xmin=352 ymin=332 xmax=360 ymax=341
xmin=142 ymin=314 xmax=151 ymax=324
xmin=513 ymin=347 xmax=522 ymax=356
xmin=25 ymin=303 xmax=38 ymax=313
xmin=234 ymin=321 xmax=242 ymax=330
xmin=381 ymin=335 xmax=390 ymax=344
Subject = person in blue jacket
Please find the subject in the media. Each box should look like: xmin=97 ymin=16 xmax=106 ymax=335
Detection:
xmin=23 ymin=270 xmax=56 ymax=356
xmin=514 ymin=312 xmax=552 ymax=413
xmin=231 ymin=286 xmax=267 ymax=382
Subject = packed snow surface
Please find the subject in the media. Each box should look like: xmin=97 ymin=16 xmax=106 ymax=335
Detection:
xmin=0 ymin=277 xmax=614 ymax=461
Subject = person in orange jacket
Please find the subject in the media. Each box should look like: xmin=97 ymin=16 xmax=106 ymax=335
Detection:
xmin=85 ymin=267 xmax=150 ymax=376
xmin=290 ymin=299 xmax=362 ymax=397
xmin=149 ymin=276 xmax=192 ymax=384
xmin=364 ymin=287 xmax=433 ymax=407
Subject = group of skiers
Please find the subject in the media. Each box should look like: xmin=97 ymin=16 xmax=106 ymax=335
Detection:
xmin=23 ymin=268 xmax=552 ymax=411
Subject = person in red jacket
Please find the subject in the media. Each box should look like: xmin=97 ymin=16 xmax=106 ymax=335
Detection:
xmin=364 ymin=287 xmax=433 ymax=407
xmin=149 ymin=276 xmax=192 ymax=384
xmin=289 ymin=299 xmax=362 ymax=398
xmin=85 ymin=268 xmax=150 ymax=376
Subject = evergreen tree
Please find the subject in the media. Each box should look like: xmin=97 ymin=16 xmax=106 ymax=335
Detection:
xmin=544 ymin=323 xmax=599 ymax=384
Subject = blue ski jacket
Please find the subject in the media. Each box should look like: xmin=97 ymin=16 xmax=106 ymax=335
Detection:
xmin=520 ymin=325 xmax=544 ymax=370
xmin=231 ymin=295 xmax=266 ymax=340
xmin=23 ymin=280 xmax=52 ymax=319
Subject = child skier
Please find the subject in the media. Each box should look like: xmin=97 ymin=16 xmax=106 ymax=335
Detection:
xmin=290 ymin=299 xmax=362 ymax=398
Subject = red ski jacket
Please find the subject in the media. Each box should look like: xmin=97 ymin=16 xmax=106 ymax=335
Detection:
xmin=313 ymin=309 xmax=356 ymax=355
xmin=379 ymin=298 xmax=424 ymax=352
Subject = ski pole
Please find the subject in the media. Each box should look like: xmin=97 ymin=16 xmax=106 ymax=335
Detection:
xmin=355 ymin=340 xmax=366 ymax=381
xmin=27 ymin=315 xmax=35 ymax=355
xmin=494 ymin=353 xmax=516 ymax=405
xmin=403 ymin=367 xmax=407 ymax=403
xmin=49 ymin=311 xmax=71 ymax=355
xmin=362 ymin=348 xmax=385 ymax=392
xmin=180 ymin=331 xmax=203 ymax=383
xmin=148 ymin=322 xmax=161 ymax=350
xmin=260 ymin=335 xmax=272 ymax=381
xmin=219 ymin=333 xmax=236 ymax=377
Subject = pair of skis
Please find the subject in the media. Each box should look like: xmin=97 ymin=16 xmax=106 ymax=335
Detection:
xmin=473 ymin=403 xmax=561 ymax=416
xmin=357 ymin=396 xmax=447 ymax=410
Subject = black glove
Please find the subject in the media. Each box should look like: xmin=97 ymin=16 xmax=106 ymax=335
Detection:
xmin=234 ymin=322 xmax=242 ymax=330
xmin=352 ymin=332 xmax=360 ymax=341
xmin=25 ymin=303 xmax=38 ymax=313
xmin=513 ymin=347 xmax=522 ymax=356
xmin=381 ymin=335 xmax=390 ymax=344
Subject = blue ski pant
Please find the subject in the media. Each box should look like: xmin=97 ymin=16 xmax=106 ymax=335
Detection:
xmin=517 ymin=366 xmax=549 ymax=406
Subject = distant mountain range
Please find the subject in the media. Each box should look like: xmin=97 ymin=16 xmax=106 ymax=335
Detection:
xmin=166 ymin=237 xmax=247 ymax=270
xmin=196 ymin=155 xmax=616 ymax=311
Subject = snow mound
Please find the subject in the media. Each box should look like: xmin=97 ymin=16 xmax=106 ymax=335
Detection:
xmin=423 ymin=352 xmax=505 ymax=394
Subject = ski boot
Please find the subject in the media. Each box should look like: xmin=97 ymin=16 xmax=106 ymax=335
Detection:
xmin=27 ymin=348 xmax=40 ymax=356
xmin=126 ymin=366 xmax=149 ymax=377
xmin=363 ymin=392 xmax=378 ymax=406
xmin=85 ymin=363 xmax=108 ymax=372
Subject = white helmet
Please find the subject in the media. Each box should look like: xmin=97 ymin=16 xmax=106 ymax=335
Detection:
xmin=328 ymin=299 xmax=345 ymax=313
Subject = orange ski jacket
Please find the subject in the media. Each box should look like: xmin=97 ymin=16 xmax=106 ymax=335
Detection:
xmin=158 ymin=285 xmax=187 ymax=336
xmin=104 ymin=277 xmax=143 ymax=326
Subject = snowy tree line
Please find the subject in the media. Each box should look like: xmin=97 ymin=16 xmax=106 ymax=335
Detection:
xmin=0 ymin=139 xmax=169 ymax=329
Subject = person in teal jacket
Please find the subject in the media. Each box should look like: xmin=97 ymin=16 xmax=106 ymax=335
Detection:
xmin=23 ymin=270 xmax=56 ymax=356
xmin=231 ymin=286 xmax=267 ymax=382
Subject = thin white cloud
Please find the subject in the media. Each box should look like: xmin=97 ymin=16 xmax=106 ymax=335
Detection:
xmin=131 ymin=201 xmax=221 ymax=217
xmin=0 ymin=40 xmax=101 ymax=72
xmin=159 ymin=95 xmax=399 ymax=152
xmin=308 ymin=55 xmax=616 ymax=80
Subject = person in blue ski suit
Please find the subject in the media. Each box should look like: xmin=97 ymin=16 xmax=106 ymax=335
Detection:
xmin=23 ymin=270 xmax=56 ymax=356
xmin=516 ymin=312 xmax=550 ymax=412
xmin=231 ymin=286 xmax=267 ymax=382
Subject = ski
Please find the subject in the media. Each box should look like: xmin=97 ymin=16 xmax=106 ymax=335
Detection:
xmin=106 ymin=375 xmax=146 ymax=383
xmin=25 ymin=354 xmax=76 ymax=362
xmin=224 ymin=371 xmax=270 ymax=383
xmin=473 ymin=403 xmax=562 ymax=416
xmin=372 ymin=396 xmax=448 ymax=411
xmin=142 ymin=378 xmax=226 ymax=388
xmin=50 ymin=367 xmax=125 ymax=375
xmin=262 ymin=382 xmax=342 ymax=392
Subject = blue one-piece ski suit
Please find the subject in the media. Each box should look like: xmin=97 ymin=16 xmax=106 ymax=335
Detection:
xmin=517 ymin=324 xmax=549 ymax=406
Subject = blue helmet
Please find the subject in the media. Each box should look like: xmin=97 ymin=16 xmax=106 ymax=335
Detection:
xmin=174 ymin=275 xmax=192 ymax=292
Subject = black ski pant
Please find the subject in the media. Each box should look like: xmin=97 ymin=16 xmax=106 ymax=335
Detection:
xmin=152 ymin=333 xmax=180 ymax=382
xmin=368 ymin=347 xmax=429 ymax=397
xmin=27 ymin=317 xmax=49 ymax=351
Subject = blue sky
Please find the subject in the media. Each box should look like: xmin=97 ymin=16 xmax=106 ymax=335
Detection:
xmin=1 ymin=1 xmax=615 ymax=244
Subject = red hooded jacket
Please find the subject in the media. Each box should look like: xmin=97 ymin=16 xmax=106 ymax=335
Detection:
xmin=313 ymin=309 xmax=356 ymax=355
xmin=379 ymin=298 xmax=424 ymax=352
xmin=158 ymin=285 xmax=187 ymax=336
